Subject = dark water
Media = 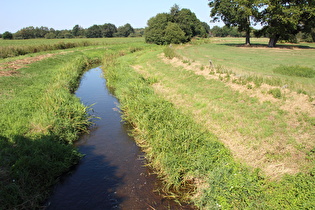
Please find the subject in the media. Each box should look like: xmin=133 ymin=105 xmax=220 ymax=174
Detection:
xmin=45 ymin=67 xmax=192 ymax=210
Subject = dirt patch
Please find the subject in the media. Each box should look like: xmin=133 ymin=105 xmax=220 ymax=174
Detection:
xmin=0 ymin=70 xmax=19 ymax=77
xmin=0 ymin=54 xmax=56 ymax=73
xmin=160 ymin=53 xmax=315 ymax=118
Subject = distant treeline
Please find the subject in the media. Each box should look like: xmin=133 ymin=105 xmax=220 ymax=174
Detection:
xmin=210 ymin=25 xmax=315 ymax=43
xmin=1 ymin=23 xmax=143 ymax=40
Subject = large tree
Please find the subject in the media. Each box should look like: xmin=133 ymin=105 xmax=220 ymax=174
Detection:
xmin=86 ymin=25 xmax=102 ymax=38
xmin=209 ymin=0 xmax=261 ymax=45
xmin=145 ymin=13 xmax=170 ymax=44
xmin=260 ymin=0 xmax=315 ymax=47
xmin=72 ymin=25 xmax=85 ymax=37
xmin=115 ymin=23 xmax=134 ymax=37
xmin=2 ymin=31 xmax=13 ymax=40
xmin=145 ymin=5 xmax=208 ymax=45
xmin=101 ymin=23 xmax=117 ymax=37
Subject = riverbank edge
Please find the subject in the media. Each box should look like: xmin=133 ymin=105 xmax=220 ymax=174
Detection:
xmin=0 ymin=52 xmax=100 ymax=209
xmin=102 ymin=48 xmax=315 ymax=209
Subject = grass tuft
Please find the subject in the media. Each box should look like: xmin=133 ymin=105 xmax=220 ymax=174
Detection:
xmin=273 ymin=65 xmax=315 ymax=78
xmin=164 ymin=46 xmax=181 ymax=59
xmin=268 ymin=88 xmax=282 ymax=99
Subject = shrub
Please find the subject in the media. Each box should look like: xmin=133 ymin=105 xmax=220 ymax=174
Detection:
xmin=268 ymin=88 xmax=282 ymax=99
xmin=2 ymin=31 xmax=13 ymax=40
xmin=273 ymin=65 xmax=315 ymax=78
xmin=163 ymin=46 xmax=180 ymax=59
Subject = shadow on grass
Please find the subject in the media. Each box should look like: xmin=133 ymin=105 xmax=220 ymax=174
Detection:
xmin=220 ymin=43 xmax=315 ymax=49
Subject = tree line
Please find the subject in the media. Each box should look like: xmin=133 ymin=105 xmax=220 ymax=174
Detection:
xmin=209 ymin=0 xmax=315 ymax=47
xmin=209 ymin=25 xmax=315 ymax=43
xmin=1 ymin=23 xmax=142 ymax=40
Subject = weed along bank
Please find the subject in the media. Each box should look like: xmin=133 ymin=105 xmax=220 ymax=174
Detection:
xmin=45 ymin=67 xmax=191 ymax=209
xmin=0 ymin=38 xmax=314 ymax=209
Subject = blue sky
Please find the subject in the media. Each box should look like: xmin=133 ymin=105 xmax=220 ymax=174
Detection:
xmin=1 ymin=0 xmax=222 ymax=33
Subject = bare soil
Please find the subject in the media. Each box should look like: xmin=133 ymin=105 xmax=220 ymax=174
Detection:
xmin=0 ymin=54 xmax=56 ymax=76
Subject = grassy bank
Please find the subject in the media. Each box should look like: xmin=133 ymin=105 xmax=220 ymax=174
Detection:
xmin=0 ymin=51 xmax=99 ymax=208
xmin=103 ymin=42 xmax=315 ymax=208
xmin=0 ymin=37 xmax=144 ymax=59
xmin=103 ymin=49 xmax=265 ymax=208
xmin=1 ymin=37 xmax=314 ymax=209
xmin=0 ymin=39 xmax=153 ymax=209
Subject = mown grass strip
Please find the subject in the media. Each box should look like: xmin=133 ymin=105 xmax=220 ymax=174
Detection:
xmin=103 ymin=49 xmax=267 ymax=209
xmin=103 ymin=48 xmax=315 ymax=209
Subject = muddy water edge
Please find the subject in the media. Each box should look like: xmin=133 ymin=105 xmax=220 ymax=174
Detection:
xmin=45 ymin=67 xmax=193 ymax=209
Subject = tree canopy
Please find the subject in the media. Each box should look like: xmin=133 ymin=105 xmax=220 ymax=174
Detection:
xmin=145 ymin=5 xmax=209 ymax=45
xmin=115 ymin=23 xmax=134 ymax=37
xmin=2 ymin=31 xmax=13 ymax=40
xmin=2 ymin=23 xmax=137 ymax=40
xmin=260 ymin=0 xmax=315 ymax=47
xmin=209 ymin=0 xmax=315 ymax=47
xmin=209 ymin=0 xmax=261 ymax=45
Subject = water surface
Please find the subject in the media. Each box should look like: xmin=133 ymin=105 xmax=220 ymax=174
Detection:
xmin=46 ymin=67 xmax=192 ymax=209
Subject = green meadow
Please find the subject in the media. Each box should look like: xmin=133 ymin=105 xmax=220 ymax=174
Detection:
xmin=0 ymin=37 xmax=314 ymax=209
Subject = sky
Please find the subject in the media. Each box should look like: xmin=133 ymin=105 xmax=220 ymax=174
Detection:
xmin=0 ymin=0 xmax=223 ymax=34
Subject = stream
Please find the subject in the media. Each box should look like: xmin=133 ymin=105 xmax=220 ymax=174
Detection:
xmin=45 ymin=67 xmax=192 ymax=209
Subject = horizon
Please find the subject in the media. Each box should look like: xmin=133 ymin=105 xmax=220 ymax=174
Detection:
xmin=1 ymin=0 xmax=226 ymax=34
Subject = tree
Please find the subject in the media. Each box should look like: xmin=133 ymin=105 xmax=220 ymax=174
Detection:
xmin=164 ymin=22 xmax=186 ymax=44
xmin=174 ymin=8 xmax=204 ymax=41
xmin=201 ymin=22 xmax=211 ymax=37
xmin=145 ymin=5 xmax=207 ymax=45
xmin=45 ymin=32 xmax=56 ymax=39
xmin=2 ymin=31 xmax=13 ymax=40
xmin=72 ymin=25 xmax=85 ymax=37
xmin=209 ymin=0 xmax=260 ymax=45
xmin=86 ymin=25 xmax=102 ymax=38
xmin=101 ymin=23 xmax=117 ymax=37
xmin=115 ymin=23 xmax=134 ymax=37
xmin=14 ymin=26 xmax=36 ymax=39
xmin=259 ymin=0 xmax=315 ymax=47
xmin=145 ymin=13 xmax=170 ymax=44
xmin=34 ymin=26 xmax=49 ymax=38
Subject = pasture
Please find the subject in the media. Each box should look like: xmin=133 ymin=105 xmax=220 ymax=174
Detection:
xmin=0 ymin=37 xmax=314 ymax=209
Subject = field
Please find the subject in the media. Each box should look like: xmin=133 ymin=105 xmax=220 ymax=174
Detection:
xmin=0 ymin=37 xmax=314 ymax=209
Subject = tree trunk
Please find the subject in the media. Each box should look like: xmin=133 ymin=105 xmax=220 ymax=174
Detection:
xmin=268 ymin=35 xmax=280 ymax=47
xmin=245 ymin=29 xmax=251 ymax=45
xmin=245 ymin=16 xmax=251 ymax=46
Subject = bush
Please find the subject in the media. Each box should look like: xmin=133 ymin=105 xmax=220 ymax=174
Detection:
xmin=268 ymin=88 xmax=282 ymax=99
xmin=163 ymin=46 xmax=180 ymax=59
xmin=273 ymin=65 xmax=315 ymax=78
xmin=2 ymin=31 xmax=13 ymax=40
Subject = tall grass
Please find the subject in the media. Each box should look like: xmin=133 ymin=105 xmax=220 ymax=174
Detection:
xmin=273 ymin=65 xmax=315 ymax=78
xmin=0 ymin=41 xmax=95 ymax=59
xmin=163 ymin=46 xmax=181 ymax=59
xmin=103 ymin=47 xmax=315 ymax=209
xmin=103 ymin=50 xmax=266 ymax=208
xmin=0 ymin=52 xmax=97 ymax=209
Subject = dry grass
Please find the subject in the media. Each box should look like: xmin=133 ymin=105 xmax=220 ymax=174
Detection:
xmin=132 ymin=52 xmax=315 ymax=180
xmin=0 ymin=54 xmax=56 ymax=71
